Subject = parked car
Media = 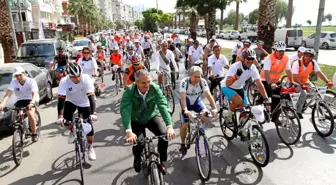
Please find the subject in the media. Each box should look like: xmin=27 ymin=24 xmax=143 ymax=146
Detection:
xmin=71 ymin=38 xmax=91 ymax=58
xmin=274 ymin=28 xmax=303 ymax=50
xmin=302 ymin=32 xmax=336 ymax=49
xmin=0 ymin=63 xmax=53 ymax=133
xmin=224 ymin=30 xmax=241 ymax=40
xmin=15 ymin=39 xmax=68 ymax=86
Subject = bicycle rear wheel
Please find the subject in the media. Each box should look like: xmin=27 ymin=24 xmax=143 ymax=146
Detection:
xmin=219 ymin=107 xmax=236 ymax=140
xmin=75 ymin=143 xmax=84 ymax=185
xmin=248 ymin=125 xmax=270 ymax=167
xmin=312 ymin=101 xmax=334 ymax=137
xmin=195 ymin=134 xmax=212 ymax=181
xmin=12 ymin=127 xmax=24 ymax=166
xmin=275 ymin=107 xmax=301 ymax=145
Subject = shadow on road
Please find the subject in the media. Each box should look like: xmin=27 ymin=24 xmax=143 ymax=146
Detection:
xmin=295 ymin=131 xmax=336 ymax=154
xmin=111 ymin=167 xmax=147 ymax=185
xmin=96 ymin=99 xmax=121 ymax=114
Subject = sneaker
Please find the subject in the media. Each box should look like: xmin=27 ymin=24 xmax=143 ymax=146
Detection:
xmin=112 ymin=74 xmax=115 ymax=81
xmin=133 ymin=157 xmax=142 ymax=173
xmin=179 ymin=144 xmax=187 ymax=155
xmin=32 ymin=134 xmax=39 ymax=142
xmin=87 ymin=145 xmax=96 ymax=161
xmin=160 ymin=162 xmax=167 ymax=175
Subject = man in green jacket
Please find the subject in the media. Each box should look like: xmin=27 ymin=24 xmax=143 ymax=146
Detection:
xmin=120 ymin=69 xmax=176 ymax=174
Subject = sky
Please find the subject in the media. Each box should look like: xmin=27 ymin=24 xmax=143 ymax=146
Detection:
xmin=123 ymin=0 xmax=336 ymax=26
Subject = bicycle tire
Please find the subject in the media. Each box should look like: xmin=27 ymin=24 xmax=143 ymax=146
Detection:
xmin=171 ymin=72 xmax=176 ymax=90
xmin=186 ymin=125 xmax=192 ymax=149
xmin=248 ymin=125 xmax=270 ymax=167
xmin=311 ymin=101 xmax=335 ymax=137
xmin=280 ymin=75 xmax=290 ymax=87
xmin=167 ymin=87 xmax=175 ymax=115
xmin=275 ymin=107 xmax=301 ymax=145
xmin=34 ymin=111 xmax=42 ymax=137
xmin=195 ymin=134 xmax=212 ymax=181
xmin=247 ymin=82 xmax=257 ymax=105
xmin=149 ymin=163 xmax=161 ymax=185
xmin=219 ymin=107 xmax=236 ymax=141
xmin=325 ymin=90 xmax=336 ymax=117
xmin=115 ymin=75 xmax=119 ymax=95
xmin=12 ymin=127 xmax=24 ymax=166
xmin=76 ymin=143 xmax=84 ymax=185
xmin=145 ymin=59 xmax=151 ymax=72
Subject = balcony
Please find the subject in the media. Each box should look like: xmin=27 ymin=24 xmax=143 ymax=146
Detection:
xmin=14 ymin=21 xmax=39 ymax=32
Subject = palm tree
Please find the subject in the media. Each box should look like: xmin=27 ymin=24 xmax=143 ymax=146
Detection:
xmin=232 ymin=0 xmax=247 ymax=30
xmin=176 ymin=0 xmax=199 ymax=40
xmin=258 ymin=0 xmax=276 ymax=53
xmin=0 ymin=0 xmax=16 ymax=62
xmin=69 ymin=0 xmax=95 ymax=36
xmin=219 ymin=0 xmax=228 ymax=30
xmin=286 ymin=0 xmax=293 ymax=28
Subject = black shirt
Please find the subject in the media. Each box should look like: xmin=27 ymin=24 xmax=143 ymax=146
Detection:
xmin=54 ymin=54 xmax=68 ymax=66
xmin=169 ymin=45 xmax=175 ymax=52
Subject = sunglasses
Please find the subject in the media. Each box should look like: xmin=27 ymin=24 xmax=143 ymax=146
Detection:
xmin=133 ymin=63 xmax=140 ymax=66
xmin=83 ymin=52 xmax=90 ymax=54
xmin=246 ymin=57 xmax=255 ymax=61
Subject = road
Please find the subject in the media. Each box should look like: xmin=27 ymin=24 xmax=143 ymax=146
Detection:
xmin=178 ymin=35 xmax=336 ymax=67
xmin=1 ymin=58 xmax=336 ymax=185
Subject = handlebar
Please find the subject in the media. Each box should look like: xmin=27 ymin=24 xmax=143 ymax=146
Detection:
xmin=3 ymin=105 xmax=37 ymax=112
xmin=135 ymin=135 xmax=167 ymax=144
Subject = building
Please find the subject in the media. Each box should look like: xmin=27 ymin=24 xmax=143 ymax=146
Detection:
xmin=111 ymin=0 xmax=123 ymax=22
xmin=111 ymin=0 xmax=143 ymax=22
xmin=97 ymin=0 xmax=113 ymax=22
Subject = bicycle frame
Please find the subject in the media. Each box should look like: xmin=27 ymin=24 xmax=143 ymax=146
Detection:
xmin=232 ymin=107 xmax=261 ymax=138
xmin=188 ymin=115 xmax=203 ymax=144
xmin=302 ymin=86 xmax=326 ymax=111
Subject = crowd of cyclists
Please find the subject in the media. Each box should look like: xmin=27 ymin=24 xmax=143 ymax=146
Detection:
xmin=1 ymin=28 xmax=336 ymax=183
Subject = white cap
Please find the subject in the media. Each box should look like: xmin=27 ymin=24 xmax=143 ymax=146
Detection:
xmin=134 ymin=39 xmax=139 ymax=43
xmin=251 ymin=105 xmax=265 ymax=122
xmin=13 ymin=66 xmax=25 ymax=76
xmin=126 ymin=36 xmax=130 ymax=39
xmin=237 ymin=42 xmax=243 ymax=47
xmin=188 ymin=38 xmax=194 ymax=42
xmin=298 ymin=46 xmax=306 ymax=53
xmin=167 ymin=38 xmax=173 ymax=42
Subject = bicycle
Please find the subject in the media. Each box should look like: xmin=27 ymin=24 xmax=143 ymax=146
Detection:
xmin=298 ymin=84 xmax=334 ymax=137
xmin=194 ymin=60 xmax=208 ymax=78
xmin=160 ymin=70 xmax=175 ymax=115
xmin=219 ymin=105 xmax=270 ymax=167
xmin=144 ymin=53 xmax=151 ymax=72
xmin=253 ymin=86 xmax=302 ymax=145
xmin=184 ymin=112 xmax=213 ymax=181
xmin=210 ymin=76 xmax=229 ymax=110
xmin=136 ymin=135 xmax=167 ymax=185
xmin=3 ymin=105 xmax=41 ymax=166
xmin=62 ymin=117 xmax=91 ymax=185
xmin=114 ymin=68 xmax=122 ymax=95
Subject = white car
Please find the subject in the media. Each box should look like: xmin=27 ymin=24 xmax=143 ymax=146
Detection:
xmin=302 ymin=32 xmax=336 ymax=49
xmin=223 ymin=30 xmax=241 ymax=40
xmin=71 ymin=39 xmax=91 ymax=57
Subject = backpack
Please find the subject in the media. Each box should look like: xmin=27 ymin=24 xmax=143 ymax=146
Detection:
xmin=185 ymin=77 xmax=204 ymax=92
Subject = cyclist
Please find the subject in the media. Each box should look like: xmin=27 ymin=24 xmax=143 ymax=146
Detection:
xmin=95 ymin=45 xmax=106 ymax=69
xmin=121 ymin=69 xmax=176 ymax=174
xmin=188 ymin=40 xmax=204 ymax=67
xmin=174 ymin=34 xmax=182 ymax=49
xmin=78 ymin=47 xmax=98 ymax=80
xmin=179 ymin=66 xmax=217 ymax=154
xmin=52 ymin=47 xmax=69 ymax=76
xmin=185 ymin=38 xmax=193 ymax=70
xmin=155 ymin=40 xmax=178 ymax=85
xmin=141 ymin=36 xmax=153 ymax=58
xmin=221 ymin=49 xmax=269 ymax=126
xmin=203 ymin=38 xmax=217 ymax=74
xmin=236 ymin=40 xmax=252 ymax=62
xmin=56 ymin=62 xmax=98 ymax=161
xmin=108 ymin=37 xmax=119 ymax=54
xmin=231 ymin=42 xmax=243 ymax=64
xmin=99 ymin=35 xmax=107 ymax=51
xmin=289 ymin=46 xmax=305 ymax=64
xmin=133 ymin=39 xmax=145 ymax=60
xmin=254 ymin=40 xmax=269 ymax=63
xmin=291 ymin=49 xmax=333 ymax=118
xmin=208 ymin=45 xmax=230 ymax=94
xmin=110 ymin=47 xmax=123 ymax=86
xmin=123 ymin=56 xmax=146 ymax=88
xmin=123 ymin=45 xmax=138 ymax=71
xmin=0 ymin=66 xmax=39 ymax=142
xmin=259 ymin=41 xmax=292 ymax=121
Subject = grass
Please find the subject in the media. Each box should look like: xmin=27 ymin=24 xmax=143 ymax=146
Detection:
xmin=220 ymin=47 xmax=336 ymax=91
xmin=301 ymin=26 xmax=336 ymax=37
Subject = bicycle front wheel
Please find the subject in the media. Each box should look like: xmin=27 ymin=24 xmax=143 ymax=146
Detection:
xmin=75 ymin=143 xmax=84 ymax=185
xmin=195 ymin=134 xmax=212 ymax=181
xmin=312 ymin=101 xmax=335 ymax=137
xmin=248 ymin=125 xmax=270 ymax=167
xmin=34 ymin=111 xmax=42 ymax=138
xmin=115 ymin=76 xmax=119 ymax=95
xmin=148 ymin=163 xmax=162 ymax=185
xmin=275 ymin=107 xmax=301 ymax=145
xmin=219 ymin=107 xmax=236 ymax=140
xmin=166 ymin=87 xmax=175 ymax=115
xmin=12 ymin=127 xmax=24 ymax=166
xmin=145 ymin=59 xmax=151 ymax=72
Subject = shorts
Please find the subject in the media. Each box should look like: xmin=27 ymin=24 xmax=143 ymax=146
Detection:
xmin=14 ymin=99 xmax=32 ymax=108
xmin=56 ymin=65 xmax=66 ymax=72
xmin=181 ymin=97 xmax=206 ymax=123
xmin=112 ymin=65 xmax=122 ymax=72
xmin=144 ymin=48 xmax=151 ymax=56
xmin=221 ymin=87 xmax=248 ymax=105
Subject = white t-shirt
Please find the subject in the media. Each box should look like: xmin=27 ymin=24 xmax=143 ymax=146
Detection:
xmin=174 ymin=37 xmax=181 ymax=44
xmin=188 ymin=46 xmax=204 ymax=63
xmin=58 ymin=74 xmax=94 ymax=107
xmin=109 ymin=40 xmax=118 ymax=49
xmin=208 ymin=54 xmax=229 ymax=77
xmin=142 ymin=40 xmax=152 ymax=49
xmin=124 ymin=41 xmax=133 ymax=47
xmin=292 ymin=60 xmax=320 ymax=74
xmin=133 ymin=45 xmax=143 ymax=57
xmin=261 ymin=57 xmax=291 ymax=81
xmin=78 ymin=57 xmax=98 ymax=77
xmin=221 ymin=62 xmax=260 ymax=89
xmin=155 ymin=50 xmax=178 ymax=73
xmin=179 ymin=77 xmax=209 ymax=104
xmin=123 ymin=52 xmax=137 ymax=69
xmin=8 ymin=77 xmax=39 ymax=101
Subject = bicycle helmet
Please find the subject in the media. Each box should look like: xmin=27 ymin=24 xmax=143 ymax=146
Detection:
xmin=243 ymin=39 xmax=252 ymax=45
xmin=126 ymin=45 xmax=134 ymax=50
xmin=144 ymin=36 xmax=149 ymax=39
xmin=274 ymin=41 xmax=287 ymax=51
xmin=304 ymin=48 xmax=315 ymax=56
xmin=112 ymin=46 xmax=119 ymax=51
xmin=242 ymin=48 xmax=256 ymax=59
xmin=67 ymin=62 xmax=82 ymax=77
xmin=131 ymin=55 xmax=141 ymax=64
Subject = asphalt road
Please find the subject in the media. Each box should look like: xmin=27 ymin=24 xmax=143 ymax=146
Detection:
xmin=1 ymin=57 xmax=336 ymax=185
xmin=178 ymin=35 xmax=336 ymax=67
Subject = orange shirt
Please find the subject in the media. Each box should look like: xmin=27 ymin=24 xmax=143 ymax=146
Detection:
xmin=114 ymin=35 xmax=121 ymax=44
xmin=125 ymin=64 xmax=145 ymax=86
xmin=110 ymin=53 xmax=122 ymax=66
xmin=96 ymin=52 xmax=105 ymax=61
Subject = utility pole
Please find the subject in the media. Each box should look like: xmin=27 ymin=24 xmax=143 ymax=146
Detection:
xmin=6 ymin=0 xmax=18 ymax=51
xmin=314 ymin=0 xmax=325 ymax=62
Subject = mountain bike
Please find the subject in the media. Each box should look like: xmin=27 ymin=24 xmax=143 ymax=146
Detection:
xmin=136 ymin=135 xmax=167 ymax=185
xmin=3 ymin=105 xmax=41 ymax=166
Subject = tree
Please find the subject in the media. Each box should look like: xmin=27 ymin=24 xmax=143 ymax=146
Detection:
xmin=275 ymin=0 xmax=294 ymax=28
xmin=0 ymin=0 xmax=16 ymax=62
xmin=248 ymin=8 xmax=258 ymax=25
xmin=286 ymin=0 xmax=293 ymax=28
xmin=115 ymin=20 xmax=125 ymax=30
xmin=226 ymin=10 xmax=244 ymax=26
xmin=306 ymin=19 xmax=312 ymax=26
xmin=231 ymin=0 xmax=248 ymax=30
xmin=258 ymin=0 xmax=277 ymax=53
xmin=325 ymin=13 xmax=332 ymax=26
xmin=142 ymin=8 xmax=164 ymax=32
xmin=218 ymin=0 xmax=229 ymax=30
xmin=135 ymin=20 xmax=144 ymax=30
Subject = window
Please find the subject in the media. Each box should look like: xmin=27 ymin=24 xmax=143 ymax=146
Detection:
xmin=0 ymin=72 xmax=13 ymax=91
xmin=17 ymin=43 xmax=55 ymax=58
xmin=320 ymin=33 xmax=327 ymax=38
xmin=21 ymin=12 xmax=26 ymax=21
xmin=12 ymin=13 xmax=18 ymax=22
xmin=24 ymin=64 xmax=39 ymax=78
xmin=329 ymin=33 xmax=336 ymax=38
xmin=308 ymin=34 xmax=316 ymax=39
xmin=287 ymin=30 xmax=297 ymax=37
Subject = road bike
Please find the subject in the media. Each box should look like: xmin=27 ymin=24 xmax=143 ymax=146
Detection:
xmin=3 ymin=105 xmax=41 ymax=166
xmin=136 ymin=135 xmax=167 ymax=185
xmin=184 ymin=112 xmax=212 ymax=181
xmin=219 ymin=105 xmax=270 ymax=167
xmin=160 ymin=70 xmax=175 ymax=115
